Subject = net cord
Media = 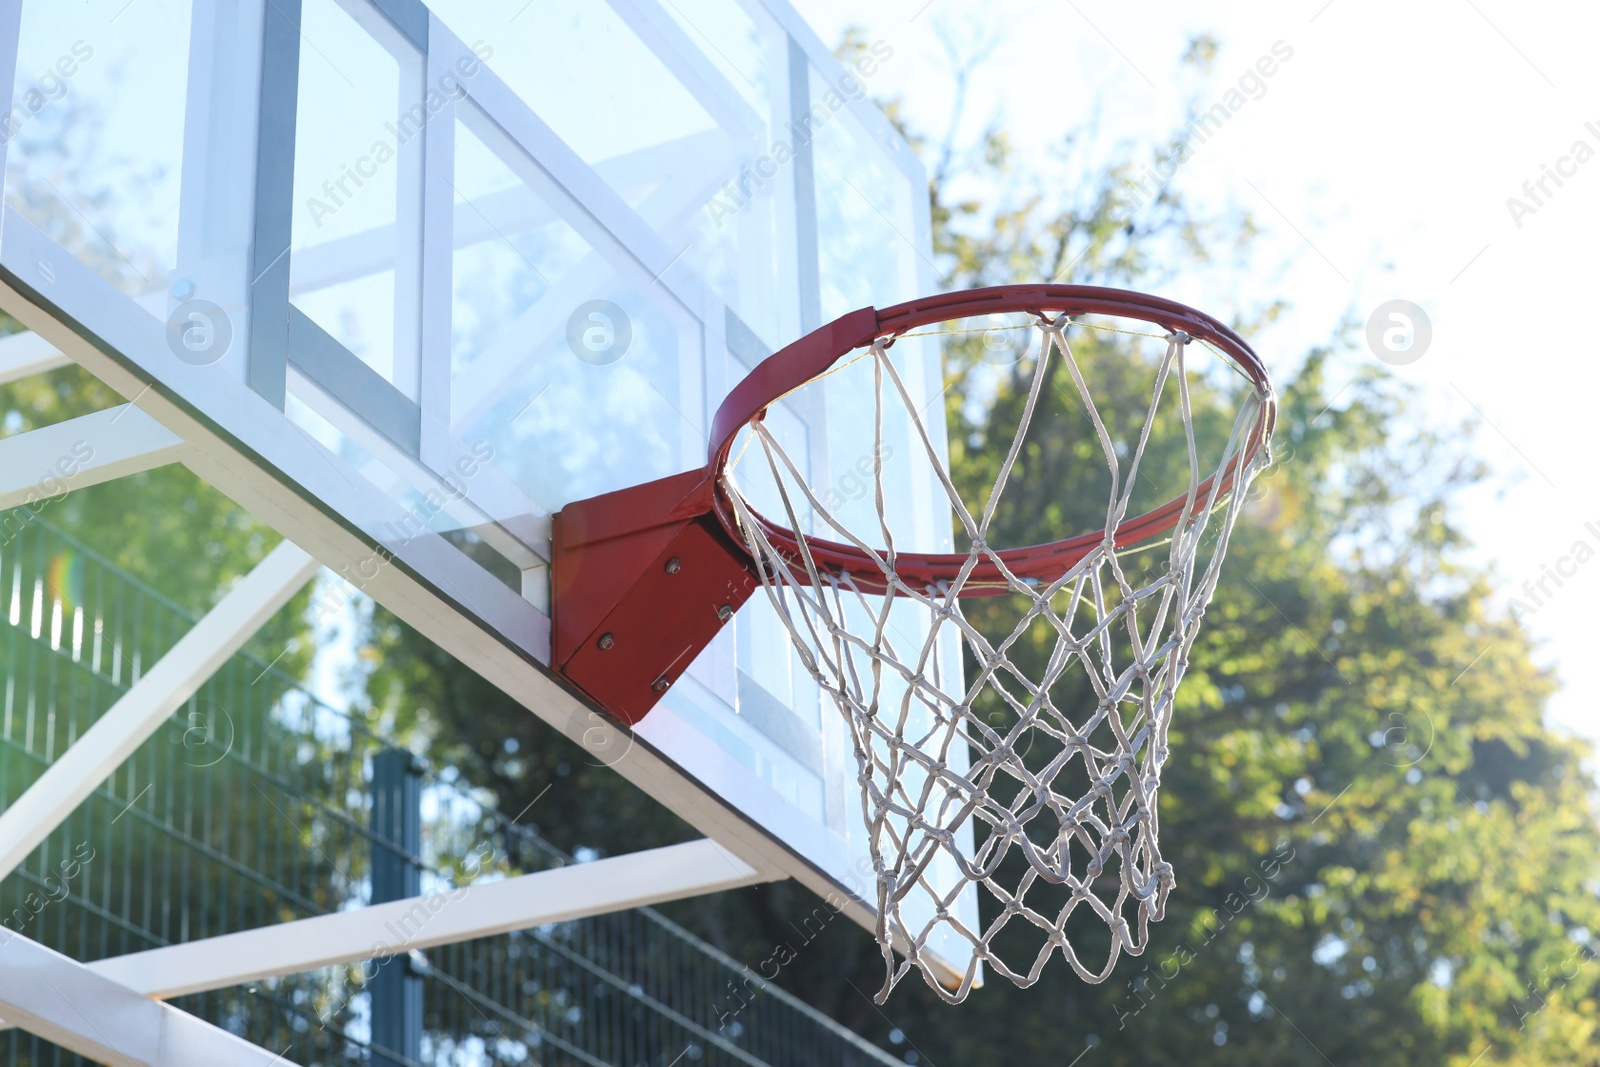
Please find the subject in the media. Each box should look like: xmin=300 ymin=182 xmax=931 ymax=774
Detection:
xmin=722 ymin=320 xmax=1269 ymax=1003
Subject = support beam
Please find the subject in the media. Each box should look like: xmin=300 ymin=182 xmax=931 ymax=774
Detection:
xmin=0 ymin=540 xmax=320 ymax=879
xmin=0 ymin=929 xmax=305 ymax=1066
xmin=0 ymin=329 xmax=70 ymax=386
xmin=0 ymin=405 xmax=189 ymax=510
xmin=88 ymin=839 xmax=778 ymax=1000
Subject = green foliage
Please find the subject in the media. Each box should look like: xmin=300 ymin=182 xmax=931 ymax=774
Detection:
xmin=1065 ymin=363 xmax=1600 ymax=1065
xmin=356 ymin=42 xmax=1600 ymax=1067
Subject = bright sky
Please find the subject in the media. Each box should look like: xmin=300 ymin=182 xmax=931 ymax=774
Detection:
xmin=796 ymin=0 xmax=1600 ymax=742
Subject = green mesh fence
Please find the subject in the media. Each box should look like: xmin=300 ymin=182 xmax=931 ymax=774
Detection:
xmin=0 ymin=519 xmax=898 ymax=1067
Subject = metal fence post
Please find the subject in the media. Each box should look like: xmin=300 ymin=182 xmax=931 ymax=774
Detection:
xmin=371 ymin=749 xmax=424 ymax=1065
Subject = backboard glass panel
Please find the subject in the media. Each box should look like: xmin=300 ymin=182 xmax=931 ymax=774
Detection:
xmin=0 ymin=0 xmax=977 ymax=983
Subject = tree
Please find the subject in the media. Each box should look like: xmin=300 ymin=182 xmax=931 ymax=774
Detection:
xmin=358 ymin=33 xmax=1600 ymax=1067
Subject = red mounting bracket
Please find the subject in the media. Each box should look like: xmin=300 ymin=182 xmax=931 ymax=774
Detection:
xmin=551 ymin=469 xmax=759 ymax=724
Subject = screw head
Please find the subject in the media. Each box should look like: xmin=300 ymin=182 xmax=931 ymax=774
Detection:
xmin=717 ymin=604 xmax=734 ymax=622
xmin=664 ymin=557 xmax=682 ymax=574
xmin=652 ymin=677 xmax=670 ymax=693
xmin=597 ymin=632 xmax=615 ymax=651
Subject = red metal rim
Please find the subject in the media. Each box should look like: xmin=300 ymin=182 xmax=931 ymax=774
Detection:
xmin=706 ymin=285 xmax=1276 ymax=597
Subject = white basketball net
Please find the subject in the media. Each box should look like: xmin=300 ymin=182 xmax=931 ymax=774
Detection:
xmin=721 ymin=315 xmax=1271 ymax=1003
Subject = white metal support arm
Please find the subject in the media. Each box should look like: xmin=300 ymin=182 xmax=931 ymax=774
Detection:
xmin=0 ymin=929 xmax=306 ymax=1066
xmin=0 ymin=329 xmax=70 ymax=386
xmin=0 ymin=404 xmax=189 ymax=511
xmin=87 ymin=838 xmax=780 ymax=1000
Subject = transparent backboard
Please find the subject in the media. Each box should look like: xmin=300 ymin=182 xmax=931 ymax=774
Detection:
xmin=0 ymin=0 xmax=977 ymax=977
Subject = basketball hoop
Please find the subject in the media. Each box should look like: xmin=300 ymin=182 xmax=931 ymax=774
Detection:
xmin=552 ymin=285 xmax=1275 ymax=1003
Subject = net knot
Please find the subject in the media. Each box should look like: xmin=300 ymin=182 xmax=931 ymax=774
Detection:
xmin=1167 ymin=329 xmax=1192 ymax=344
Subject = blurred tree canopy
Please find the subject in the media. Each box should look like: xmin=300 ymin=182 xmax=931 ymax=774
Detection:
xmin=362 ymin=32 xmax=1600 ymax=1067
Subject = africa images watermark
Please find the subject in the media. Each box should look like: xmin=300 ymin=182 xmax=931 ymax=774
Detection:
xmin=1505 ymin=119 xmax=1600 ymax=229
xmin=1111 ymin=840 xmax=1296 ymax=1028
xmin=706 ymin=39 xmax=895 ymax=229
xmin=1 ymin=40 xmax=95 ymax=146
xmin=303 ymin=40 xmax=494 ymax=230
xmin=713 ymin=890 xmax=851 ymax=1032
xmin=818 ymin=444 xmax=896 ymax=513
xmin=175 ymin=701 xmax=236 ymax=769
xmin=712 ymin=854 xmax=906 ymax=1033
xmin=1 ymin=842 xmax=95 ymax=935
xmin=1116 ymin=40 xmax=1295 ymax=221
xmin=287 ymin=839 xmax=500 ymax=1034
xmin=1511 ymin=938 xmax=1598 ymax=1030
xmin=1364 ymin=298 xmax=1433 ymax=366
xmin=1504 ymin=518 xmax=1600 ymax=622
xmin=0 ymin=438 xmax=96 ymax=547
xmin=308 ymin=439 xmax=498 ymax=626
